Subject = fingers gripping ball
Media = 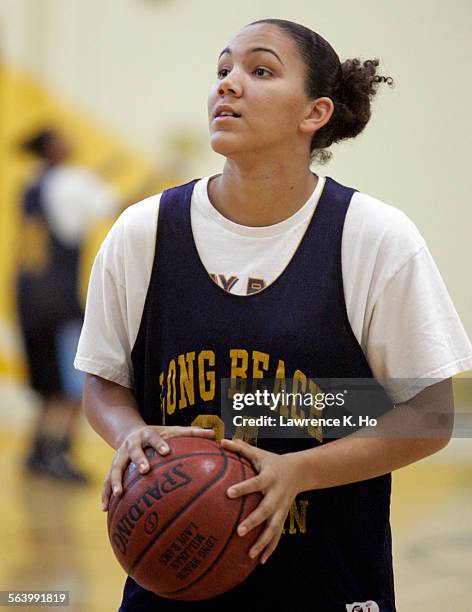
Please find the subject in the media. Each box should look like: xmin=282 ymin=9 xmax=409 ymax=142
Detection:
xmin=107 ymin=436 xmax=264 ymax=601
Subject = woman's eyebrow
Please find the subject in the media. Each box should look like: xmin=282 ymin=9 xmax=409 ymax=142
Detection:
xmin=218 ymin=46 xmax=284 ymax=65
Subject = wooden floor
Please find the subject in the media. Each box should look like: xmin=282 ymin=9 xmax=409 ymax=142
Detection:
xmin=0 ymin=384 xmax=471 ymax=611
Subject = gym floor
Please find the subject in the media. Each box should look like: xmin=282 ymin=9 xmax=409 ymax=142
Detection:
xmin=0 ymin=382 xmax=471 ymax=612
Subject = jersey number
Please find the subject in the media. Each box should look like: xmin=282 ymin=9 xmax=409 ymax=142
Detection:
xmin=191 ymin=414 xmax=258 ymax=445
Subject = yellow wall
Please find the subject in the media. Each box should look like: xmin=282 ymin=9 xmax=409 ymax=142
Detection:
xmin=0 ymin=63 xmax=178 ymax=382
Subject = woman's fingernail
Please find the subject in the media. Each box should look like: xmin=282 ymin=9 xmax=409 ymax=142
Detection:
xmin=113 ymin=486 xmax=120 ymax=495
xmin=228 ymin=488 xmax=236 ymax=498
xmin=238 ymin=525 xmax=247 ymax=536
xmin=140 ymin=463 xmax=148 ymax=472
xmin=159 ymin=444 xmax=169 ymax=454
xmin=249 ymin=548 xmax=258 ymax=558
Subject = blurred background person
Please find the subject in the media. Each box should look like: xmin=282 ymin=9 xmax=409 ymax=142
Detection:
xmin=16 ymin=127 xmax=119 ymax=484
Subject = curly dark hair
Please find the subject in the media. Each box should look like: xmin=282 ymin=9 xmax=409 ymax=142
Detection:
xmin=249 ymin=19 xmax=394 ymax=164
xmin=20 ymin=128 xmax=57 ymax=159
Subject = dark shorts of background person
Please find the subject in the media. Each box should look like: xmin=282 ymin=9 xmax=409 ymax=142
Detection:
xmin=17 ymin=273 xmax=84 ymax=401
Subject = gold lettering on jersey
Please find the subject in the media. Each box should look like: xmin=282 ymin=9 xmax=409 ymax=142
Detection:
xmin=247 ymin=277 xmax=266 ymax=294
xmin=218 ymin=274 xmax=239 ymax=291
xmin=251 ymin=350 xmax=269 ymax=395
xmin=252 ymin=351 xmax=269 ymax=379
xmin=282 ymin=499 xmax=309 ymax=535
xmin=198 ymin=350 xmax=215 ymax=401
xmin=157 ymin=349 xmax=324 ymax=443
xmin=178 ymin=352 xmax=196 ymax=409
xmin=20 ymin=217 xmax=51 ymax=275
xmin=230 ymin=349 xmax=249 ymax=378
xmin=289 ymin=499 xmax=309 ymax=534
xmin=191 ymin=414 xmax=224 ymax=440
xmin=229 ymin=349 xmax=249 ymax=397
xmin=307 ymin=379 xmax=323 ymax=443
xmin=233 ymin=424 xmax=258 ymax=446
xmin=273 ymin=359 xmax=289 ymax=418
xmin=167 ymin=359 xmax=177 ymax=414
xmin=291 ymin=370 xmax=306 ymax=419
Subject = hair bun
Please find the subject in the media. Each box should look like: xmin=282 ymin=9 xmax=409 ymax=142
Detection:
xmin=313 ymin=58 xmax=394 ymax=163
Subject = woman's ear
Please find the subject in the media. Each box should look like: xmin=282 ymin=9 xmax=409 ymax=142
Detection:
xmin=299 ymin=97 xmax=334 ymax=135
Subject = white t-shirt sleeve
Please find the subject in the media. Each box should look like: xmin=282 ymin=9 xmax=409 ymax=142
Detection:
xmin=43 ymin=165 xmax=120 ymax=248
xmin=365 ymin=244 xmax=472 ymax=403
xmin=343 ymin=191 xmax=472 ymax=403
xmin=74 ymin=212 xmax=133 ymax=387
xmin=74 ymin=195 xmax=160 ymax=388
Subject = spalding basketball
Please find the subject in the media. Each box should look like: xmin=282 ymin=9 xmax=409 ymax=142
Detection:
xmin=107 ymin=436 xmax=264 ymax=601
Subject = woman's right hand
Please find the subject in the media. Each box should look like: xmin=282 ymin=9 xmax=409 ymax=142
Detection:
xmin=101 ymin=425 xmax=215 ymax=511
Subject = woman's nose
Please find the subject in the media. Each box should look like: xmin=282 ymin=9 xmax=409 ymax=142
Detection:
xmin=218 ymin=72 xmax=242 ymax=97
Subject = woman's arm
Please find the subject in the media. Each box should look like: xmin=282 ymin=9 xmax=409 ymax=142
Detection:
xmin=83 ymin=373 xmax=215 ymax=510
xmin=288 ymin=376 xmax=454 ymax=492
xmin=83 ymin=372 xmax=147 ymax=450
xmin=220 ymin=377 xmax=454 ymax=563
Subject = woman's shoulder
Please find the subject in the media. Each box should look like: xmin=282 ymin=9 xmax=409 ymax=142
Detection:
xmin=345 ymin=188 xmax=426 ymax=264
xmin=97 ymin=193 xmax=162 ymax=277
xmin=119 ymin=192 xmax=163 ymax=229
xmin=341 ymin=189 xmax=428 ymax=307
xmin=116 ymin=175 xmax=209 ymax=232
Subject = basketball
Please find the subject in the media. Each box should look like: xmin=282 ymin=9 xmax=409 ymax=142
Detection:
xmin=107 ymin=436 xmax=264 ymax=600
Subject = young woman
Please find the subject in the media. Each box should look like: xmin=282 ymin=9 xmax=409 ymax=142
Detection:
xmin=75 ymin=19 xmax=472 ymax=611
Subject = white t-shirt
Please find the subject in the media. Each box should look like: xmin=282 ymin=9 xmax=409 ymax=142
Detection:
xmin=42 ymin=165 xmax=119 ymax=248
xmin=74 ymin=173 xmax=472 ymax=403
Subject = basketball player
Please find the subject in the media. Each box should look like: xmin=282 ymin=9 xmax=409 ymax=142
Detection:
xmin=75 ymin=19 xmax=472 ymax=611
xmin=18 ymin=128 xmax=118 ymax=483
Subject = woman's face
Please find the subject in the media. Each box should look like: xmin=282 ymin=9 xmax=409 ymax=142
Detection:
xmin=208 ymin=23 xmax=315 ymax=160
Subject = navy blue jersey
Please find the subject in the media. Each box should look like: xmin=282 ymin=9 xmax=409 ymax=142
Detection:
xmin=124 ymin=177 xmax=396 ymax=611
xmin=17 ymin=170 xmax=83 ymax=398
xmin=18 ymin=170 xmax=82 ymax=331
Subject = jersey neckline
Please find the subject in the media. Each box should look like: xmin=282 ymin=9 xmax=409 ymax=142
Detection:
xmin=186 ymin=174 xmax=329 ymax=299
xmin=193 ymin=172 xmax=325 ymax=239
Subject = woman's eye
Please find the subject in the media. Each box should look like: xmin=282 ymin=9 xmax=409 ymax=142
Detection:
xmin=253 ymin=67 xmax=272 ymax=77
xmin=217 ymin=67 xmax=272 ymax=79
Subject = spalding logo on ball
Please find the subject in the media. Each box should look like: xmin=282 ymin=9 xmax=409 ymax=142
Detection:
xmin=107 ymin=436 xmax=264 ymax=601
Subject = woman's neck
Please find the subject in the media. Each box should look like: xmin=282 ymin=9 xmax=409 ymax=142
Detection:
xmin=207 ymin=161 xmax=317 ymax=227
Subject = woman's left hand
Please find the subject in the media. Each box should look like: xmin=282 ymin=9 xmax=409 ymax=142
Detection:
xmin=219 ymin=438 xmax=300 ymax=565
